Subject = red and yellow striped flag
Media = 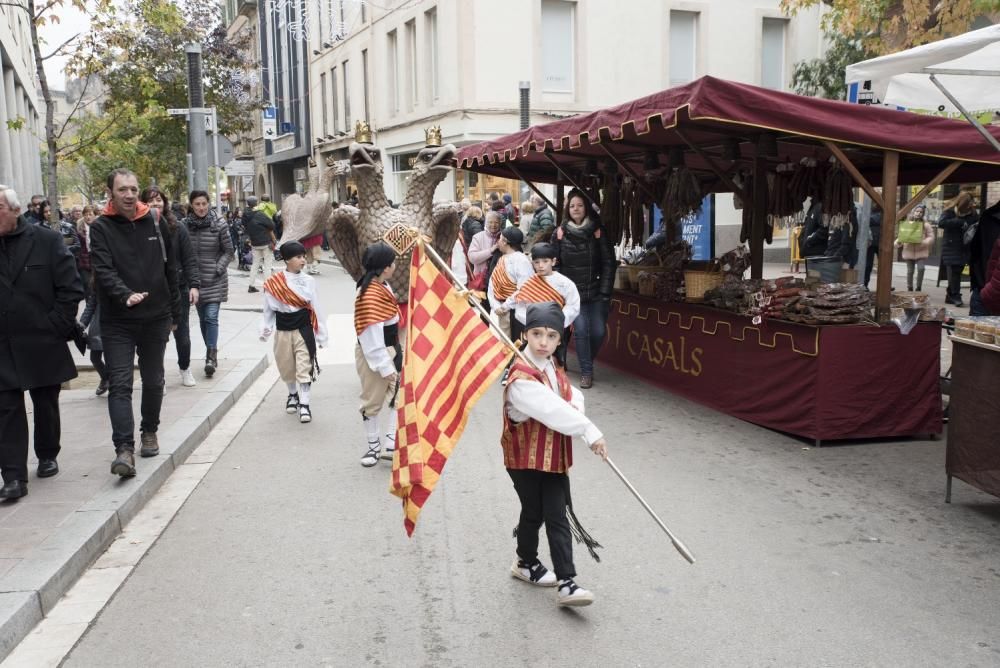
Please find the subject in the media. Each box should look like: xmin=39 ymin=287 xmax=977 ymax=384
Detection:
xmin=390 ymin=239 xmax=512 ymax=536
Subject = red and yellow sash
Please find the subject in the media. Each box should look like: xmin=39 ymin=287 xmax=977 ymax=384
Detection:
xmin=491 ymin=256 xmax=517 ymax=301
xmin=514 ymin=274 xmax=566 ymax=307
xmin=501 ymin=361 xmax=574 ymax=473
xmin=354 ymin=281 xmax=400 ymax=335
xmin=264 ymin=272 xmax=319 ymax=332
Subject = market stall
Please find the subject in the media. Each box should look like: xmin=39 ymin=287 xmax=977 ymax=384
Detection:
xmin=946 ymin=320 xmax=1000 ymax=501
xmin=455 ymin=76 xmax=1000 ymax=443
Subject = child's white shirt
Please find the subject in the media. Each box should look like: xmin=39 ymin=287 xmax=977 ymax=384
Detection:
xmin=259 ymin=270 xmax=328 ymax=347
xmin=488 ymin=251 xmax=534 ymax=313
xmin=357 ymin=282 xmax=400 ymax=378
xmin=505 ymin=349 xmax=603 ymax=446
xmin=513 ymin=271 xmax=581 ymax=327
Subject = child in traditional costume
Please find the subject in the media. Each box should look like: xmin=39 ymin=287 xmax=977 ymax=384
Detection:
xmin=504 ymin=302 xmax=608 ymax=607
xmin=488 ymin=227 xmax=534 ymax=341
xmin=354 ymin=241 xmax=402 ymax=468
xmin=259 ymin=241 xmax=328 ymax=423
xmin=513 ymin=243 xmax=580 ymax=366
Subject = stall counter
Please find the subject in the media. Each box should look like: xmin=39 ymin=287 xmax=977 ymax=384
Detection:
xmin=601 ymin=291 xmax=942 ymax=443
xmin=946 ymin=337 xmax=1000 ymax=501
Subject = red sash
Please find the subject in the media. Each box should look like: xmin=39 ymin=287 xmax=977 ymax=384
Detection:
xmin=491 ymin=256 xmax=518 ymax=301
xmin=354 ymin=281 xmax=400 ymax=335
xmin=264 ymin=272 xmax=319 ymax=332
xmin=514 ymin=274 xmax=566 ymax=307
xmin=501 ymin=361 xmax=574 ymax=473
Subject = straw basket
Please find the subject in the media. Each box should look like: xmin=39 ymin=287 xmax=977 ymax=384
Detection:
xmin=684 ymin=269 xmax=723 ymax=302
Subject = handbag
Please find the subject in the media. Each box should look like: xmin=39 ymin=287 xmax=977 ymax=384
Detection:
xmin=963 ymin=220 xmax=978 ymax=246
xmin=897 ymin=219 xmax=924 ymax=244
xmin=467 ymin=270 xmax=487 ymax=291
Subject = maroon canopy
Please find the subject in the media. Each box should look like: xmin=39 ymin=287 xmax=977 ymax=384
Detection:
xmin=455 ymin=76 xmax=1000 ymax=187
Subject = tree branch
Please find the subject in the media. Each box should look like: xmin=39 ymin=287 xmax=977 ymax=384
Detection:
xmin=57 ymin=108 xmax=126 ymax=159
xmin=41 ymin=32 xmax=80 ymax=61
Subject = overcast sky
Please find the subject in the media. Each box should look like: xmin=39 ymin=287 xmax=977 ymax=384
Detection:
xmin=38 ymin=3 xmax=91 ymax=91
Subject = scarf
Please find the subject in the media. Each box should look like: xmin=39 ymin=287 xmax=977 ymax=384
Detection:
xmin=354 ymin=281 xmax=399 ymax=335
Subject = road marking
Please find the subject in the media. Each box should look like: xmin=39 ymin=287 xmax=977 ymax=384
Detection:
xmin=1 ymin=366 xmax=280 ymax=668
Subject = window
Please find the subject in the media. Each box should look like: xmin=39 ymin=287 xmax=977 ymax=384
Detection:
xmin=362 ymin=48 xmax=370 ymax=122
xmin=319 ymin=72 xmax=328 ymax=137
xmin=387 ymin=29 xmax=399 ymax=114
xmin=405 ymin=19 xmax=418 ymax=108
xmin=540 ymin=0 xmax=574 ymax=93
xmin=342 ymin=59 xmax=351 ymax=130
xmin=669 ymin=11 xmax=697 ymax=86
xmin=425 ymin=8 xmax=439 ymax=101
xmin=761 ymin=18 xmax=787 ymax=90
xmin=331 ymin=67 xmax=339 ymax=135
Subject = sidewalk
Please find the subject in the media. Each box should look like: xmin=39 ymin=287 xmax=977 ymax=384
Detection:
xmin=0 ymin=308 xmax=271 ymax=660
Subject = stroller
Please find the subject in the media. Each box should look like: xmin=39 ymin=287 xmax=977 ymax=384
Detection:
xmin=238 ymin=238 xmax=253 ymax=271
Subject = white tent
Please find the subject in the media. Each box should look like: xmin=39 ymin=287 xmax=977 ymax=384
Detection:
xmin=845 ymin=24 xmax=1000 ymax=151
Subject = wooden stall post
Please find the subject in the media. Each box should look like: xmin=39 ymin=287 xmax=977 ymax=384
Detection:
xmin=556 ymin=178 xmax=565 ymax=226
xmin=876 ymin=150 xmax=900 ymax=321
xmin=750 ymin=155 xmax=768 ymax=280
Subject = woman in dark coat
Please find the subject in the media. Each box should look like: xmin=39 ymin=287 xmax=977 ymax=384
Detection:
xmin=550 ymin=189 xmax=617 ymax=389
xmin=141 ymin=187 xmax=201 ymax=387
xmin=937 ymin=191 xmax=977 ymax=307
xmin=184 ymin=190 xmax=233 ymax=378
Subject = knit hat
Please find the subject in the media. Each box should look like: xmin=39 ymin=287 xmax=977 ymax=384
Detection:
xmin=279 ymin=240 xmax=306 ymax=260
xmin=501 ymin=226 xmax=523 ymax=248
xmin=357 ymin=241 xmax=397 ymax=291
xmin=524 ymin=302 xmax=564 ymax=335
xmin=530 ymin=243 xmax=556 ymax=260
xmin=502 ymin=194 xmax=512 ymax=204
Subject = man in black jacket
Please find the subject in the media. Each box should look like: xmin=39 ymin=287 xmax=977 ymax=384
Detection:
xmin=243 ymin=195 xmax=275 ymax=293
xmin=0 ymin=185 xmax=83 ymax=499
xmin=90 ymin=169 xmax=180 ymax=478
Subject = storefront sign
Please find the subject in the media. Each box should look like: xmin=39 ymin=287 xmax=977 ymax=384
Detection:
xmin=601 ymin=292 xmax=942 ymax=441
xmin=652 ymin=195 xmax=713 ymax=260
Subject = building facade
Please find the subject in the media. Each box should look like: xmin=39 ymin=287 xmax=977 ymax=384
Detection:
xmin=0 ymin=3 xmax=44 ymax=198
xmin=307 ymin=0 xmax=825 ymax=248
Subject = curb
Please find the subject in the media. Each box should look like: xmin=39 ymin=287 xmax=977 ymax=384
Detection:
xmin=0 ymin=355 xmax=270 ymax=661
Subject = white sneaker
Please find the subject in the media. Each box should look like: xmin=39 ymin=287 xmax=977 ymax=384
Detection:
xmin=361 ymin=441 xmax=381 ymax=467
xmin=510 ymin=558 xmax=557 ymax=587
xmin=180 ymin=369 xmax=196 ymax=387
xmin=299 ymin=404 xmax=312 ymax=423
xmin=556 ymin=578 xmax=594 ymax=607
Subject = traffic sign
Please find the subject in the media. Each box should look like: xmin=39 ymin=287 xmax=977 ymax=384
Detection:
xmin=262 ymin=106 xmax=277 ymax=139
xmin=225 ymin=159 xmax=255 ymax=177
xmin=167 ymin=108 xmax=189 ymax=116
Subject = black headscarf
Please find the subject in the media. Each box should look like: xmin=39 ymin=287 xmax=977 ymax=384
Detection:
xmin=357 ymin=241 xmax=397 ymax=292
xmin=530 ymin=242 xmax=556 ymax=259
xmin=524 ymin=302 xmax=564 ymax=336
xmin=501 ymin=226 xmax=523 ymax=251
xmin=280 ymin=240 xmax=306 ymax=260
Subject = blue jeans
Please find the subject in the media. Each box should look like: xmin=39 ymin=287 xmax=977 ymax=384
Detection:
xmin=969 ymin=288 xmax=988 ymax=316
xmin=196 ymin=302 xmax=221 ymax=348
xmin=573 ymin=299 xmax=610 ymax=377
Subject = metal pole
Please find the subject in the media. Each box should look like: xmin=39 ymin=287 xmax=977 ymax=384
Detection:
xmin=605 ymin=457 xmax=696 ymax=564
xmin=186 ymin=153 xmax=194 ymax=196
xmin=518 ymin=80 xmax=530 ymax=202
xmin=185 ymin=44 xmax=208 ymax=192
xmin=212 ymin=107 xmax=221 ymax=211
xmin=928 ymin=74 xmax=1000 ymax=154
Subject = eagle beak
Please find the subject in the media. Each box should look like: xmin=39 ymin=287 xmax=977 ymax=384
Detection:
xmin=429 ymin=144 xmax=456 ymax=170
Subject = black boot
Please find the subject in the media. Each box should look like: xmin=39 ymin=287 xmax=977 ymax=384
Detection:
xmin=204 ymin=348 xmax=217 ymax=377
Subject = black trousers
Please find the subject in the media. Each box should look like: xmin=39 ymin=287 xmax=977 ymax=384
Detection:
xmin=507 ymin=468 xmax=575 ymax=580
xmin=102 ymin=317 xmax=170 ymax=451
xmin=946 ymin=264 xmax=964 ymax=302
xmin=0 ymin=385 xmax=61 ymax=483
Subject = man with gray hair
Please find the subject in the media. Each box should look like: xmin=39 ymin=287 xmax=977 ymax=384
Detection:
xmin=0 ymin=185 xmax=84 ymax=499
xmin=242 ymin=195 xmax=276 ymax=292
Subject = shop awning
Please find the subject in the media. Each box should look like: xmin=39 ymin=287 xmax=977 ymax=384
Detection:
xmin=455 ymin=75 xmax=1000 ymax=187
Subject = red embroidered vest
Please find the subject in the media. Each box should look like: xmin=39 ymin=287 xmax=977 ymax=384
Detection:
xmin=501 ymin=360 xmax=574 ymax=473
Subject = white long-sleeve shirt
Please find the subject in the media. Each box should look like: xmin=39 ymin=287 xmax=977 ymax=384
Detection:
xmin=258 ymin=270 xmax=328 ymax=347
xmin=513 ymin=271 xmax=581 ymax=328
xmin=488 ymin=251 xmax=534 ymax=313
xmin=357 ymin=282 xmax=400 ymax=378
xmin=505 ymin=349 xmax=603 ymax=446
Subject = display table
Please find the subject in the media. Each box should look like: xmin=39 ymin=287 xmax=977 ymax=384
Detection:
xmin=601 ymin=292 xmax=942 ymax=443
xmin=945 ymin=337 xmax=1000 ymax=502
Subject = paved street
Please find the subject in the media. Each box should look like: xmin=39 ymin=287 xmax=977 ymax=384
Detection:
xmin=6 ymin=259 xmax=999 ymax=667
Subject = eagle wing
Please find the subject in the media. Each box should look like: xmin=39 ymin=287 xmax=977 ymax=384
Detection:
xmin=325 ymin=205 xmax=364 ymax=281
